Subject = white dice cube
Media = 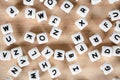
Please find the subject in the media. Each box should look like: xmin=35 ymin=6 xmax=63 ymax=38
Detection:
xmin=101 ymin=46 xmax=112 ymax=57
xmin=91 ymin=0 xmax=102 ymax=5
xmin=48 ymin=67 xmax=61 ymax=78
xmin=44 ymin=0 xmax=57 ymax=10
xmin=23 ymin=0 xmax=34 ymax=6
xmin=114 ymin=21 xmax=120 ymax=32
xmin=28 ymin=70 xmax=40 ymax=80
xmin=60 ymin=0 xmax=73 ymax=13
xmin=99 ymin=19 xmax=112 ymax=32
xmin=50 ymin=27 xmax=62 ymax=39
xmin=75 ymin=18 xmax=88 ymax=30
xmin=37 ymin=33 xmax=48 ymax=44
xmin=75 ymin=42 xmax=88 ymax=55
xmin=0 ymin=50 xmax=11 ymax=61
xmin=28 ymin=47 xmax=41 ymax=60
xmin=6 ymin=6 xmax=19 ymax=18
xmin=88 ymin=49 xmax=101 ymax=62
xmin=89 ymin=34 xmax=102 ymax=46
xmin=100 ymin=63 xmax=113 ymax=75
xmin=108 ymin=0 xmax=119 ymax=4
xmin=69 ymin=63 xmax=81 ymax=75
xmin=54 ymin=49 xmax=65 ymax=61
xmin=39 ymin=0 xmax=44 ymax=2
xmin=25 ymin=8 xmax=36 ymax=19
xmin=36 ymin=10 xmax=47 ymax=22
xmin=112 ymin=46 xmax=120 ymax=56
xmin=76 ymin=5 xmax=89 ymax=18
xmin=109 ymin=32 xmax=120 ymax=44
xmin=109 ymin=10 xmax=120 ymax=21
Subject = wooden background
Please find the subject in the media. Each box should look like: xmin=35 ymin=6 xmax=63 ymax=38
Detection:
xmin=0 ymin=0 xmax=120 ymax=80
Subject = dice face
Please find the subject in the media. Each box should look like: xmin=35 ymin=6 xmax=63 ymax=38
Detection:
xmin=24 ymin=32 xmax=36 ymax=44
xmin=9 ymin=65 xmax=22 ymax=77
xmin=75 ymin=18 xmax=88 ymax=30
xmin=60 ymin=0 xmax=73 ymax=13
xmin=39 ymin=60 xmax=51 ymax=72
xmin=6 ymin=6 xmax=19 ymax=18
xmin=41 ymin=46 xmax=54 ymax=59
xmin=109 ymin=10 xmax=120 ymax=21
xmin=25 ymin=8 xmax=36 ymax=19
xmin=36 ymin=10 xmax=47 ymax=22
xmin=49 ymin=15 xmax=61 ymax=27
xmin=44 ymin=0 xmax=57 ymax=10
xmin=65 ymin=50 xmax=77 ymax=62
xmin=37 ymin=33 xmax=48 ymax=44
xmin=108 ymin=0 xmax=119 ymax=4
xmin=50 ymin=27 xmax=62 ymax=39
xmin=54 ymin=49 xmax=65 ymax=61
xmin=23 ymin=0 xmax=34 ymax=6
xmin=88 ymin=49 xmax=101 ymax=62
xmin=39 ymin=0 xmax=44 ymax=2
xmin=112 ymin=46 xmax=120 ymax=56
xmin=89 ymin=34 xmax=102 ymax=46
xmin=101 ymin=46 xmax=112 ymax=57
xmin=0 ymin=23 xmax=13 ymax=35
xmin=28 ymin=70 xmax=40 ymax=80
xmin=100 ymin=63 xmax=113 ymax=75
xmin=3 ymin=33 xmax=16 ymax=46
xmin=76 ymin=5 xmax=89 ymax=18
xmin=28 ymin=47 xmax=41 ymax=60
xmin=75 ymin=42 xmax=88 ymax=55
xmin=48 ymin=67 xmax=61 ymax=78
xmin=99 ymin=19 xmax=112 ymax=32
xmin=71 ymin=32 xmax=84 ymax=44
xmin=109 ymin=32 xmax=120 ymax=44
xmin=69 ymin=63 xmax=81 ymax=75
xmin=114 ymin=21 xmax=120 ymax=32
xmin=11 ymin=47 xmax=23 ymax=59
xmin=91 ymin=0 xmax=102 ymax=5
xmin=0 ymin=50 xmax=11 ymax=61
xmin=17 ymin=56 xmax=30 ymax=67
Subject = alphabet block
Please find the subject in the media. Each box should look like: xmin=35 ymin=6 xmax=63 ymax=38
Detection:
xmin=114 ymin=21 xmax=120 ymax=32
xmin=25 ymin=8 xmax=36 ymax=19
xmin=75 ymin=18 xmax=88 ymax=30
xmin=39 ymin=60 xmax=51 ymax=72
xmin=109 ymin=10 xmax=120 ymax=21
xmin=101 ymin=46 xmax=112 ymax=57
xmin=60 ymin=0 xmax=73 ymax=13
xmin=41 ymin=46 xmax=54 ymax=59
xmin=91 ymin=0 xmax=102 ymax=5
xmin=54 ymin=49 xmax=65 ymax=61
xmin=39 ymin=0 xmax=44 ymax=2
xmin=88 ymin=49 xmax=101 ymax=62
xmin=0 ymin=23 xmax=13 ymax=35
xmin=44 ymin=0 xmax=57 ymax=10
xmin=37 ymin=33 xmax=48 ymax=44
xmin=112 ymin=46 xmax=120 ymax=56
xmin=109 ymin=32 xmax=120 ymax=44
xmin=28 ymin=70 xmax=40 ymax=80
xmin=28 ymin=47 xmax=41 ymax=60
xmin=6 ymin=6 xmax=19 ymax=18
xmin=108 ymin=0 xmax=119 ymax=4
xmin=36 ymin=10 xmax=47 ymax=22
xmin=23 ymin=0 xmax=34 ymax=6
xmin=0 ymin=50 xmax=11 ymax=61
xmin=89 ymin=34 xmax=102 ymax=46
xmin=100 ymin=63 xmax=113 ymax=75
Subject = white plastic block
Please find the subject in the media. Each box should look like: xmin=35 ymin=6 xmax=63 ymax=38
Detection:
xmin=36 ymin=10 xmax=47 ymax=22
xmin=69 ymin=63 xmax=81 ymax=75
xmin=37 ymin=33 xmax=48 ymax=44
xmin=71 ymin=32 xmax=84 ymax=44
xmin=75 ymin=42 xmax=88 ymax=55
xmin=17 ymin=56 xmax=30 ymax=67
xmin=50 ymin=27 xmax=62 ymax=39
xmin=11 ymin=47 xmax=23 ymax=59
xmin=60 ymin=0 xmax=73 ymax=13
xmin=54 ymin=49 xmax=65 ymax=61
xmin=89 ymin=34 xmax=102 ymax=46
xmin=75 ymin=18 xmax=88 ymax=30
xmin=0 ymin=50 xmax=11 ymax=61
xmin=48 ymin=67 xmax=61 ymax=78
xmin=39 ymin=0 xmax=44 ymax=2
xmin=65 ymin=50 xmax=77 ymax=62
xmin=101 ymin=46 xmax=112 ymax=57
xmin=23 ymin=0 xmax=34 ymax=6
xmin=91 ymin=0 xmax=102 ymax=5
xmin=9 ymin=65 xmax=22 ymax=77
xmin=44 ymin=0 xmax=57 ymax=10
xmin=99 ymin=19 xmax=112 ymax=32
xmin=0 ymin=23 xmax=13 ymax=35
xmin=25 ymin=8 xmax=36 ymax=19
xmin=3 ymin=33 xmax=16 ymax=46
xmin=39 ymin=60 xmax=51 ymax=72
xmin=41 ymin=46 xmax=54 ymax=59
xmin=100 ymin=63 xmax=113 ymax=75
xmin=49 ymin=15 xmax=61 ymax=27
xmin=28 ymin=70 xmax=40 ymax=80
xmin=6 ymin=6 xmax=19 ymax=18
xmin=109 ymin=10 xmax=120 ymax=21
xmin=109 ymin=32 xmax=120 ymax=44
xmin=24 ymin=32 xmax=36 ymax=44
xmin=28 ymin=47 xmax=41 ymax=60
xmin=112 ymin=46 xmax=120 ymax=56
xmin=108 ymin=0 xmax=119 ymax=4
xmin=88 ymin=49 xmax=101 ymax=62
xmin=76 ymin=5 xmax=89 ymax=18
xmin=114 ymin=21 xmax=120 ymax=32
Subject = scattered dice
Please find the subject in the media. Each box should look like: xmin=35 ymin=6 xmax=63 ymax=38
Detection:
xmin=54 ymin=49 xmax=65 ymax=61
xmin=25 ymin=8 xmax=36 ymax=19
xmin=101 ymin=46 xmax=112 ymax=57
xmin=44 ymin=0 xmax=57 ymax=10
xmin=109 ymin=32 xmax=120 ymax=44
xmin=0 ymin=50 xmax=11 ymax=61
xmin=109 ymin=10 xmax=120 ymax=21
xmin=28 ymin=70 xmax=40 ymax=80
xmin=23 ymin=0 xmax=34 ymax=6
xmin=37 ymin=33 xmax=48 ymax=44
xmin=112 ymin=46 xmax=120 ymax=56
